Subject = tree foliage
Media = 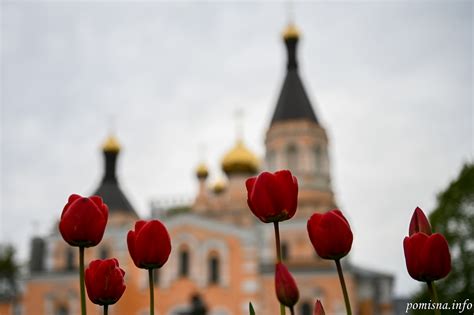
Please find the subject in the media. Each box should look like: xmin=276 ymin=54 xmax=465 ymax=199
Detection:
xmin=0 ymin=245 xmax=17 ymax=278
xmin=412 ymin=162 xmax=474 ymax=313
xmin=0 ymin=244 xmax=19 ymax=300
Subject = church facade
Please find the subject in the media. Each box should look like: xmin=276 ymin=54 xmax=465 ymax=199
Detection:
xmin=18 ymin=23 xmax=394 ymax=315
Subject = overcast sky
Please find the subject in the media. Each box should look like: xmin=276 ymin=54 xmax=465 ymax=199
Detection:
xmin=1 ymin=0 xmax=472 ymax=297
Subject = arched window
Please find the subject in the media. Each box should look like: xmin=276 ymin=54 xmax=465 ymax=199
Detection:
xmin=55 ymin=305 xmax=68 ymax=315
xmin=267 ymin=149 xmax=276 ymax=171
xmin=208 ymin=255 xmax=220 ymax=285
xmin=314 ymin=145 xmax=322 ymax=173
xmin=300 ymin=302 xmax=311 ymax=315
xmin=287 ymin=144 xmax=298 ymax=172
xmin=65 ymin=248 xmax=75 ymax=271
xmin=99 ymin=246 xmax=109 ymax=260
xmin=153 ymin=268 xmax=160 ymax=285
xmin=179 ymin=248 xmax=190 ymax=277
xmin=281 ymin=242 xmax=289 ymax=261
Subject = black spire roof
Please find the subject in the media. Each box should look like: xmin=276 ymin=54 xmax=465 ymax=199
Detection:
xmin=271 ymin=25 xmax=319 ymax=125
xmin=93 ymin=137 xmax=138 ymax=217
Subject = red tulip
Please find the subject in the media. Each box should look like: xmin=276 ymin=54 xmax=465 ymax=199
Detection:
xmin=127 ymin=220 xmax=172 ymax=269
xmin=246 ymin=170 xmax=298 ymax=223
xmin=59 ymin=194 xmax=108 ymax=247
xmin=409 ymin=207 xmax=432 ymax=236
xmin=307 ymin=209 xmax=353 ymax=260
xmin=314 ymin=300 xmax=325 ymax=315
xmin=275 ymin=263 xmax=299 ymax=308
xmin=85 ymin=258 xmax=126 ymax=305
xmin=403 ymin=232 xmax=451 ymax=282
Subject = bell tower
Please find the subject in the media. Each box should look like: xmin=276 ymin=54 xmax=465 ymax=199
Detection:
xmin=265 ymin=23 xmax=336 ymax=217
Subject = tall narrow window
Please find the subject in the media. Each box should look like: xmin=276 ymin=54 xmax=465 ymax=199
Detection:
xmin=267 ymin=150 xmax=276 ymax=171
xmin=300 ymin=302 xmax=311 ymax=315
xmin=99 ymin=246 xmax=109 ymax=260
xmin=153 ymin=268 xmax=160 ymax=285
xmin=287 ymin=144 xmax=298 ymax=172
xmin=314 ymin=145 xmax=322 ymax=173
xmin=281 ymin=242 xmax=289 ymax=261
xmin=65 ymin=248 xmax=75 ymax=271
xmin=55 ymin=305 xmax=68 ymax=315
xmin=179 ymin=248 xmax=189 ymax=277
xmin=208 ymin=255 xmax=220 ymax=285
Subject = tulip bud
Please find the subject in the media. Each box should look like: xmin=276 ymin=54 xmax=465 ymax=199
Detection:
xmin=127 ymin=220 xmax=172 ymax=269
xmin=85 ymin=258 xmax=126 ymax=305
xmin=246 ymin=170 xmax=298 ymax=223
xmin=403 ymin=232 xmax=451 ymax=282
xmin=307 ymin=209 xmax=353 ymax=260
xmin=59 ymin=194 xmax=108 ymax=247
xmin=409 ymin=207 xmax=432 ymax=236
xmin=275 ymin=263 xmax=299 ymax=308
xmin=314 ymin=300 xmax=325 ymax=315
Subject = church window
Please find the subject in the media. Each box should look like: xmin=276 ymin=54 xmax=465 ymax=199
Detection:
xmin=65 ymin=248 xmax=75 ymax=271
xmin=267 ymin=149 xmax=276 ymax=170
xmin=179 ymin=248 xmax=190 ymax=277
xmin=287 ymin=144 xmax=298 ymax=172
xmin=208 ymin=254 xmax=220 ymax=285
xmin=314 ymin=145 xmax=322 ymax=173
xmin=55 ymin=305 xmax=68 ymax=315
xmin=281 ymin=242 xmax=289 ymax=261
xmin=99 ymin=246 xmax=109 ymax=259
xmin=300 ymin=302 xmax=312 ymax=315
xmin=153 ymin=268 xmax=160 ymax=285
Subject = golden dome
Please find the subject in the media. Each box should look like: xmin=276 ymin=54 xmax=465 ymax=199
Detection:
xmin=102 ymin=135 xmax=121 ymax=153
xmin=221 ymin=140 xmax=259 ymax=175
xmin=283 ymin=23 xmax=300 ymax=40
xmin=212 ymin=178 xmax=226 ymax=194
xmin=196 ymin=162 xmax=209 ymax=179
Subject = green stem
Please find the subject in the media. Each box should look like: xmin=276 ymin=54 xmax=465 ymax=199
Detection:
xmin=104 ymin=305 xmax=108 ymax=315
xmin=148 ymin=268 xmax=155 ymax=315
xmin=79 ymin=246 xmax=87 ymax=315
xmin=274 ymin=222 xmax=282 ymax=263
xmin=273 ymin=222 xmax=286 ymax=315
xmin=427 ymin=281 xmax=441 ymax=315
xmin=335 ymin=259 xmax=352 ymax=315
xmin=290 ymin=306 xmax=295 ymax=315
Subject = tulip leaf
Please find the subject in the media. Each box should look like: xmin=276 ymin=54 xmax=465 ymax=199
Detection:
xmin=249 ymin=302 xmax=255 ymax=315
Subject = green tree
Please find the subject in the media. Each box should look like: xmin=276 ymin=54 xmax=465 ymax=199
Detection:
xmin=0 ymin=246 xmax=17 ymax=275
xmin=0 ymin=244 xmax=19 ymax=301
xmin=412 ymin=162 xmax=474 ymax=314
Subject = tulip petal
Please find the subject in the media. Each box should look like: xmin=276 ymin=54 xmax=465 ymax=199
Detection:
xmin=403 ymin=233 xmax=429 ymax=281
xmin=275 ymin=170 xmax=298 ymax=219
xmin=249 ymin=172 xmax=279 ymax=222
xmin=409 ymin=207 xmax=432 ymax=236
xmin=420 ymin=233 xmax=451 ymax=281
xmin=84 ymin=258 xmax=126 ymax=305
xmin=134 ymin=220 xmax=146 ymax=233
xmin=59 ymin=195 xmax=108 ymax=247
xmin=127 ymin=230 xmax=138 ymax=267
xmin=307 ymin=210 xmax=353 ymax=260
xmin=245 ymin=177 xmax=257 ymax=193
xmin=245 ymin=170 xmax=299 ymax=223
xmin=134 ymin=220 xmax=171 ymax=268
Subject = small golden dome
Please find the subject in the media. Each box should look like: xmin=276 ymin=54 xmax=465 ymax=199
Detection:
xmin=196 ymin=163 xmax=209 ymax=179
xmin=102 ymin=135 xmax=121 ymax=153
xmin=283 ymin=23 xmax=300 ymax=40
xmin=221 ymin=140 xmax=259 ymax=175
xmin=212 ymin=178 xmax=226 ymax=194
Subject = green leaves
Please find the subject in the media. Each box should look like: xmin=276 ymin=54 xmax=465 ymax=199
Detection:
xmin=249 ymin=302 xmax=255 ymax=315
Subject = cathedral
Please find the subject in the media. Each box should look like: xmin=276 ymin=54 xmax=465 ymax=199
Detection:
xmin=18 ymin=23 xmax=394 ymax=315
